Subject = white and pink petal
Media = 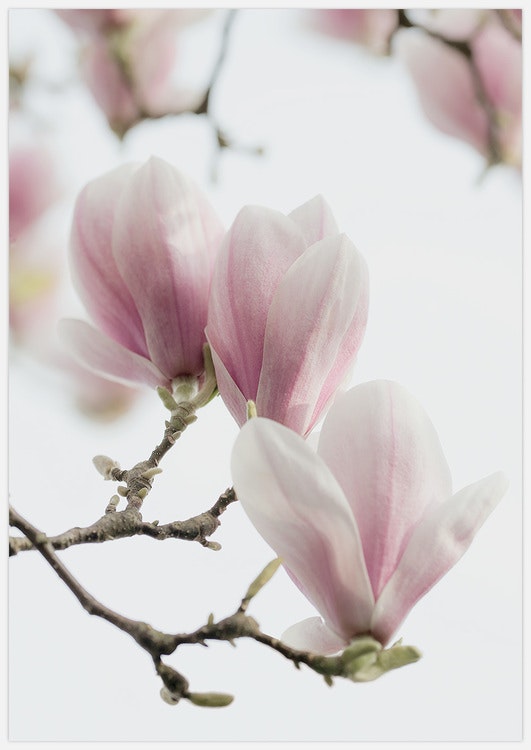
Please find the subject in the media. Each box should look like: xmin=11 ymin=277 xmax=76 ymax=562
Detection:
xmin=58 ymin=319 xmax=170 ymax=390
xmin=370 ymin=471 xmax=508 ymax=645
xmin=69 ymin=163 xmax=148 ymax=357
xmin=288 ymin=195 xmax=339 ymax=247
xmin=281 ymin=616 xmax=348 ymax=655
xmin=232 ymin=417 xmax=374 ymax=641
xmin=256 ymin=234 xmax=368 ymax=435
xmin=318 ymin=380 xmax=453 ymax=599
xmin=112 ymin=157 xmax=224 ymax=378
xmin=207 ymin=205 xmax=306 ymax=400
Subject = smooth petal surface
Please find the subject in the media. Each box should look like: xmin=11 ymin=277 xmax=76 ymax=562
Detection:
xmin=394 ymin=29 xmax=489 ymax=155
xmin=281 ymin=617 xmax=348 ymax=655
xmin=112 ymin=157 xmax=224 ymax=378
xmin=232 ymin=417 xmax=374 ymax=641
xmin=256 ymin=234 xmax=368 ymax=435
xmin=207 ymin=343 xmax=247 ymax=426
xmin=59 ymin=319 xmax=169 ymax=389
xmin=206 ymin=205 xmax=306 ymax=400
xmin=318 ymin=381 xmax=453 ymax=599
xmin=371 ymin=471 xmax=508 ymax=645
xmin=288 ymin=195 xmax=339 ymax=247
xmin=69 ymin=162 xmax=148 ymax=356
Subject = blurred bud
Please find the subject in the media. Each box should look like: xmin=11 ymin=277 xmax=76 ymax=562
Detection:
xmin=242 ymin=558 xmax=282 ymax=603
xmin=160 ymin=687 xmax=181 ymax=705
xmin=307 ymin=9 xmax=399 ymax=55
xmin=187 ymin=692 xmax=234 ymax=708
xmin=394 ymin=12 xmax=522 ymax=169
xmin=207 ymin=195 xmax=369 ymax=436
xmin=92 ymin=455 xmax=120 ymax=479
xmin=56 ymin=9 xmax=213 ymax=137
xmin=9 ymin=143 xmax=63 ymax=243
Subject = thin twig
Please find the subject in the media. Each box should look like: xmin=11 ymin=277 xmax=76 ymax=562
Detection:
xmin=9 ymin=488 xmax=237 ymax=555
xmin=9 ymin=505 xmax=176 ymax=656
xmin=10 ymin=511 xmax=421 ymax=704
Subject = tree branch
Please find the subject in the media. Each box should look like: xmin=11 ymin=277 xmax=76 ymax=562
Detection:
xmin=9 ymin=351 xmax=237 ymax=556
xmin=9 ymin=505 xmax=177 ymax=656
xmin=9 ymin=488 xmax=237 ymax=555
xmin=10 ymin=511 xmax=421 ymax=705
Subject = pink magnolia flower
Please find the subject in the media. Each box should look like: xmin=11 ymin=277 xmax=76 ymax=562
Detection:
xmin=9 ymin=144 xmax=61 ymax=242
xmin=59 ymin=156 xmax=224 ymax=390
xmin=9 ymin=228 xmax=61 ymax=345
xmin=206 ymin=196 xmax=369 ymax=435
xmin=394 ymin=18 xmax=522 ymax=168
xmin=232 ymin=380 xmax=507 ymax=653
xmin=309 ymin=9 xmax=399 ymax=55
xmin=55 ymin=9 xmax=140 ymax=33
xmin=9 ymin=143 xmax=64 ymax=342
xmin=472 ymin=20 xmax=522 ymax=167
xmin=57 ymin=9 xmax=210 ymax=136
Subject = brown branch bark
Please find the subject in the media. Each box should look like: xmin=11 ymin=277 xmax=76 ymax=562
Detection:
xmin=10 ymin=509 xmax=421 ymax=704
xmin=9 ymin=488 xmax=237 ymax=555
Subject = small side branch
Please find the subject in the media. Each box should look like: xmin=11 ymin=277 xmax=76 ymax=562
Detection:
xmin=9 ymin=487 xmax=237 ymax=555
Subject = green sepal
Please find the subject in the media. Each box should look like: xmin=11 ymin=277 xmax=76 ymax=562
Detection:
xmin=157 ymin=386 xmax=179 ymax=412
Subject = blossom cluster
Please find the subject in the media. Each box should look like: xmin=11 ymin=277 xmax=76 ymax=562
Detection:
xmin=312 ymin=8 xmax=522 ymax=168
xmin=60 ymin=156 xmax=507 ymax=656
xmin=55 ymin=9 xmax=210 ymax=137
xmin=48 ymin=9 xmax=522 ymax=168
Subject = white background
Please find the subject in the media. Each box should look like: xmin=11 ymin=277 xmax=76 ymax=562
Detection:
xmin=6 ymin=4 xmax=523 ymax=744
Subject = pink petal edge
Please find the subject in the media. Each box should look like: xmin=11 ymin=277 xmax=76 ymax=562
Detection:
xmin=58 ymin=318 xmax=170 ymax=389
xmin=281 ymin=616 xmax=348 ymax=655
xmin=371 ymin=470 xmax=508 ymax=644
xmin=231 ymin=417 xmax=375 ymax=641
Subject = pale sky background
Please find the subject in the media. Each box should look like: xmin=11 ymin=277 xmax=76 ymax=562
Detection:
xmin=5 ymin=2 xmax=526 ymax=745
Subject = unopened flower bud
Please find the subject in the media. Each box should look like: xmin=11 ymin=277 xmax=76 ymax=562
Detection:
xmin=160 ymin=687 xmax=180 ymax=705
xmin=92 ymin=454 xmax=120 ymax=479
xmin=242 ymin=558 xmax=281 ymax=603
xmin=187 ymin=691 xmax=234 ymax=708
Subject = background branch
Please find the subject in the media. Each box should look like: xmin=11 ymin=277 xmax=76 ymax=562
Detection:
xmin=395 ymin=9 xmax=504 ymax=165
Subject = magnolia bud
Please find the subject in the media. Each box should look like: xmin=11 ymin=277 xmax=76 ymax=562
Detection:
xmin=160 ymin=687 xmax=181 ymax=705
xmin=242 ymin=558 xmax=282 ymax=603
xmin=187 ymin=691 xmax=234 ymax=708
xmin=92 ymin=454 xmax=120 ymax=479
